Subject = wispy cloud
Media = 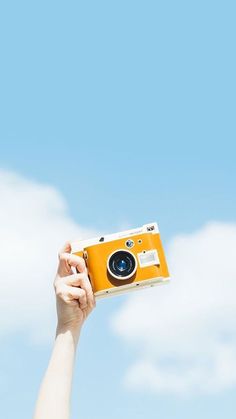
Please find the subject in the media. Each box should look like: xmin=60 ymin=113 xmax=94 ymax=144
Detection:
xmin=0 ymin=169 xmax=98 ymax=344
xmin=110 ymin=222 xmax=236 ymax=396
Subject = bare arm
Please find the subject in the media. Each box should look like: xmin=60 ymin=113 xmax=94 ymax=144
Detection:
xmin=33 ymin=242 xmax=96 ymax=419
xmin=33 ymin=324 xmax=80 ymax=419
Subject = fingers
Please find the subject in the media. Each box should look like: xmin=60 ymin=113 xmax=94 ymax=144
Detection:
xmin=56 ymin=242 xmax=96 ymax=311
xmin=59 ymin=241 xmax=72 ymax=254
xmin=65 ymin=272 xmax=95 ymax=307
xmin=58 ymin=250 xmax=87 ymax=276
xmin=55 ymin=283 xmax=88 ymax=310
xmin=67 ymin=286 xmax=88 ymax=310
xmin=54 ymin=272 xmax=96 ymax=309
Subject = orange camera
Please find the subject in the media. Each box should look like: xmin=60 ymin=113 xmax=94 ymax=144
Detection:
xmin=71 ymin=222 xmax=169 ymax=299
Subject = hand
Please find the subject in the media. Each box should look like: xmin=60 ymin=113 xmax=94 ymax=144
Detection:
xmin=54 ymin=242 xmax=96 ymax=332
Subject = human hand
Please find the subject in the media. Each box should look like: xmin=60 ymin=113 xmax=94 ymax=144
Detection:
xmin=54 ymin=242 xmax=96 ymax=333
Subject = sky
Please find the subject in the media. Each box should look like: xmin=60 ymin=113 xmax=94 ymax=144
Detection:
xmin=0 ymin=1 xmax=236 ymax=419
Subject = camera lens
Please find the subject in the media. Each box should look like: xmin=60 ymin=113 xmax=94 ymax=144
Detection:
xmin=107 ymin=250 xmax=137 ymax=280
xmin=117 ymin=259 xmax=128 ymax=271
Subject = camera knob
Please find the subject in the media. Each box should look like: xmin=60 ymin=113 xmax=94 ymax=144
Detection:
xmin=126 ymin=239 xmax=134 ymax=248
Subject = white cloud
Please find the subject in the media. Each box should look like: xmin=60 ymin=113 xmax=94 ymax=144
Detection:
xmin=110 ymin=222 xmax=236 ymax=396
xmin=0 ymin=169 xmax=98 ymax=344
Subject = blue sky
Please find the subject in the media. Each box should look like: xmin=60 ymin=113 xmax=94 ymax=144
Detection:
xmin=0 ymin=1 xmax=236 ymax=418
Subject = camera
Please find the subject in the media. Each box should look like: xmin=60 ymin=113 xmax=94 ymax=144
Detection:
xmin=71 ymin=222 xmax=170 ymax=299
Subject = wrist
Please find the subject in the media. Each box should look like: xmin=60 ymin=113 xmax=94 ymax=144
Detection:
xmin=56 ymin=321 xmax=83 ymax=344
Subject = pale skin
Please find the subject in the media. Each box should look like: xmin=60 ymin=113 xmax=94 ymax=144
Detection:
xmin=33 ymin=242 xmax=96 ymax=419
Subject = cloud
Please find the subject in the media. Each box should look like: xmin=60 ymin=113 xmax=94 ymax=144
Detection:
xmin=110 ymin=222 xmax=236 ymax=396
xmin=0 ymin=169 xmax=98 ymax=344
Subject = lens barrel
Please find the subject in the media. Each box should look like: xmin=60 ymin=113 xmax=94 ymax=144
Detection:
xmin=107 ymin=250 xmax=137 ymax=280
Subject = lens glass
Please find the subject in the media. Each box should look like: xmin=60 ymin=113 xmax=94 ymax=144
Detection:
xmin=108 ymin=250 xmax=136 ymax=279
xmin=117 ymin=259 xmax=127 ymax=271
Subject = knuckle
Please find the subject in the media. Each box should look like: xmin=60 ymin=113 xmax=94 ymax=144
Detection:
xmin=55 ymin=286 xmax=63 ymax=298
xmin=56 ymin=290 xmax=62 ymax=298
xmin=79 ymin=288 xmax=86 ymax=298
xmin=68 ymin=290 xmax=74 ymax=299
xmin=64 ymin=297 xmax=71 ymax=305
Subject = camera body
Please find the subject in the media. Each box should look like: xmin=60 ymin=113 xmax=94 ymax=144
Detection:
xmin=71 ymin=222 xmax=170 ymax=299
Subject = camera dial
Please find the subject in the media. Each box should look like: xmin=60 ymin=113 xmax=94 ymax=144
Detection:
xmin=126 ymin=239 xmax=134 ymax=248
xmin=107 ymin=249 xmax=137 ymax=280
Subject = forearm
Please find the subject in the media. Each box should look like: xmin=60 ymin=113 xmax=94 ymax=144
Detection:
xmin=33 ymin=324 xmax=82 ymax=419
